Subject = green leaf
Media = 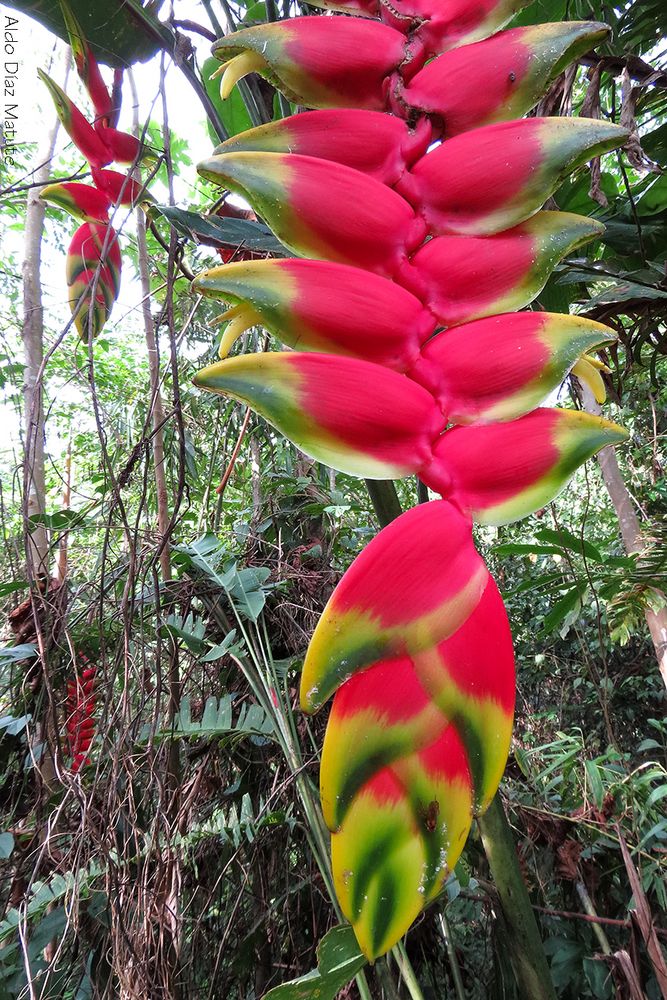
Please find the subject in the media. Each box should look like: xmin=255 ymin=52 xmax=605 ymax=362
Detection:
xmin=220 ymin=565 xmax=272 ymax=622
xmin=0 ymin=582 xmax=29 ymax=598
xmin=4 ymin=0 xmax=160 ymax=66
xmin=585 ymin=760 xmax=605 ymax=808
xmin=157 ymin=695 xmax=275 ymax=744
xmin=641 ymin=122 xmax=667 ymax=166
xmin=162 ymin=614 xmax=207 ymax=654
xmin=27 ymin=907 xmax=67 ymax=955
xmin=149 ymin=205 xmax=289 ymax=256
xmin=0 ymin=644 xmax=37 ymax=665
xmin=200 ymin=630 xmax=241 ymax=662
xmin=585 ymin=279 xmax=667 ymax=308
xmin=541 ymin=582 xmax=588 ymax=636
xmin=0 ymin=834 xmax=14 ymax=860
xmin=29 ymin=509 xmax=83 ymax=531
xmin=494 ymin=543 xmax=568 ymax=557
xmin=534 ymin=527 xmax=605 ymax=563
xmin=637 ymin=174 xmax=667 ymax=215
xmin=645 ymin=784 xmax=667 ymax=810
xmin=242 ymin=1 xmax=268 ymax=22
xmin=261 ymin=925 xmax=366 ymax=1000
xmin=637 ymin=739 xmax=662 ymax=753
xmin=583 ymin=957 xmax=613 ymax=1000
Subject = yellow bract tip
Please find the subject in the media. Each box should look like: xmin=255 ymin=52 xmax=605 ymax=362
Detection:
xmin=219 ymin=50 xmax=266 ymax=99
xmin=213 ymin=304 xmax=261 ymax=358
xmin=572 ymin=357 xmax=607 ymax=404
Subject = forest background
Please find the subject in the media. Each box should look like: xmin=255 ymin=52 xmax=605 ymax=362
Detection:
xmin=0 ymin=0 xmax=666 ymax=997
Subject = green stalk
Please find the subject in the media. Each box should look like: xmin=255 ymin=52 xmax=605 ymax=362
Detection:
xmin=365 ymin=479 xmax=403 ymax=525
xmin=365 ymin=479 xmax=556 ymax=1000
xmin=437 ymin=912 xmax=466 ymax=1000
xmin=394 ymin=941 xmax=426 ymax=1000
xmin=478 ymin=798 xmax=556 ymax=999
xmin=236 ymin=614 xmax=373 ymax=1000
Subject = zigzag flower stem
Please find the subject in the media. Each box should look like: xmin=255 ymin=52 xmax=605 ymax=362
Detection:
xmin=192 ymin=0 xmax=629 ymax=984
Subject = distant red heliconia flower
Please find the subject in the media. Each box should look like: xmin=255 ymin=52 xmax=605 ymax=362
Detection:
xmin=66 ymin=662 xmax=96 ymax=773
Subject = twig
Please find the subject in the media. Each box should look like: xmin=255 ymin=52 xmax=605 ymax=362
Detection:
xmin=216 ymin=407 xmax=252 ymax=496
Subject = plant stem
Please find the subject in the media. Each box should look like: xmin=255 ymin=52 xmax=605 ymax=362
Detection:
xmin=394 ymin=941 xmax=426 ymax=1000
xmin=438 ymin=912 xmax=467 ymax=1000
xmin=365 ymin=479 xmax=555 ymax=1000
xmin=581 ymin=384 xmax=667 ymax=691
xmin=365 ymin=479 xmax=403 ymax=525
xmin=575 ymin=881 xmax=612 ymax=956
xmin=478 ymin=797 xmax=556 ymax=1000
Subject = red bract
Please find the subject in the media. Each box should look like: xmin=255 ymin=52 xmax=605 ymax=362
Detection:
xmin=38 ymin=69 xmax=112 ymax=167
xmin=301 ymin=500 xmax=488 ymax=710
xmin=407 ymin=312 xmax=616 ymax=422
xmin=40 ymin=23 xmax=155 ymax=344
xmin=421 ymin=408 xmax=627 ymax=523
xmin=212 ymin=18 xmax=414 ymax=109
xmin=396 ymin=22 xmax=609 ymax=132
xmin=91 ymin=167 xmax=150 ymax=207
xmin=66 ymin=222 xmax=122 ymax=342
xmin=198 ymin=151 xmax=427 ymax=277
xmin=307 ymin=0 xmax=529 ymax=55
xmin=60 ymin=0 xmax=114 ymax=122
xmin=191 ymin=258 xmax=436 ymax=363
xmin=40 ymin=182 xmax=111 ymax=223
xmin=66 ymin=663 xmax=96 ymax=772
xmin=95 ymin=126 xmax=144 ymax=165
xmin=215 ymin=109 xmax=433 ymax=185
xmin=399 ymin=212 xmax=604 ymax=327
xmin=193 ymin=351 xmax=444 ymax=480
xmin=398 ymin=117 xmax=627 ymax=236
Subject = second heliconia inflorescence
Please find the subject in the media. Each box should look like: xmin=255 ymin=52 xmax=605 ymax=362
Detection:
xmin=39 ymin=0 xmax=155 ymax=343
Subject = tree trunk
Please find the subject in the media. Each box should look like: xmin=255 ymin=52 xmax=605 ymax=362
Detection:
xmin=582 ymin=386 xmax=667 ymax=691
xmin=21 ymin=62 xmax=68 ymax=581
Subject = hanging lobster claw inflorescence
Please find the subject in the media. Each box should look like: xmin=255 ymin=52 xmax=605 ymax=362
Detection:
xmin=193 ymin=0 xmax=628 ymax=959
xmin=39 ymin=1 xmax=154 ymax=342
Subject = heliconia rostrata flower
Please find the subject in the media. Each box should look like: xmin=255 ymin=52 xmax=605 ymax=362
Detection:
xmin=39 ymin=1 xmax=152 ymax=342
xmin=192 ymin=0 xmax=628 ymax=960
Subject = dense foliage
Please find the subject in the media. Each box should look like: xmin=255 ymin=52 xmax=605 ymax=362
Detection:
xmin=0 ymin=0 xmax=665 ymax=997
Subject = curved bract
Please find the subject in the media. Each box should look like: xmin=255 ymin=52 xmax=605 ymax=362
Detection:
xmin=214 ymin=109 xmax=433 ymax=185
xmin=193 ymin=351 xmax=443 ymax=480
xmin=194 ymin=0 xmax=628 ymax=961
xmin=40 ymin=182 xmax=112 ymax=223
xmin=398 ymin=22 xmax=610 ymax=132
xmin=398 ymin=117 xmax=628 ymax=236
xmin=407 ymin=312 xmax=617 ymax=423
xmin=198 ymin=151 xmax=426 ymax=276
xmin=307 ymin=0 xmax=530 ymax=55
xmin=66 ymin=222 xmax=121 ymax=342
xmin=400 ymin=212 xmax=605 ymax=326
xmin=191 ymin=258 xmax=436 ymax=363
xmin=212 ymin=18 xmax=411 ymax=109
xmin=301 ymin=501 xmax=489 ymax=711
xmin=423 ymin=409 xmax=627 ymax=524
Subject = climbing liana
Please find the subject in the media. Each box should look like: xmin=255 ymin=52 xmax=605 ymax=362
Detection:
xmin=188 ymin=0 xmax=628 ymax=961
